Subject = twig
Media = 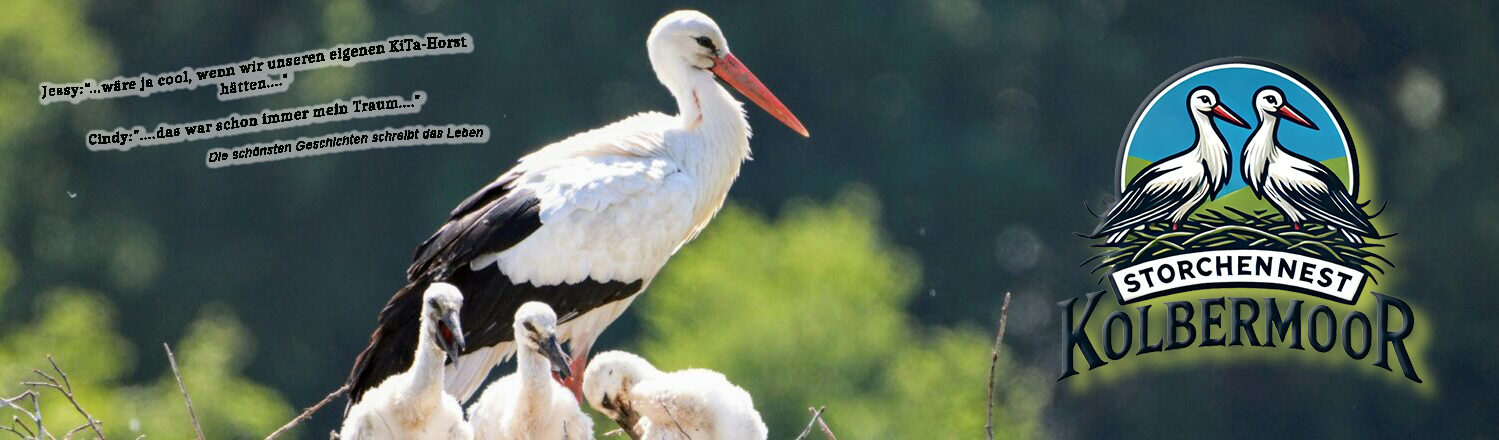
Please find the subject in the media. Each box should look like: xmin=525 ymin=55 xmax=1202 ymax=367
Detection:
xmin=812 ymin=407 xmax=835 ymax=439
xmin=63 ymin=423 xmax=91 ymax=439
xmin=163 ymin=344 xmax=205 ymax=440
xmin=985 ymin=292 xmax=1013 ymax=440
xmin=794 ymin=406 xmax=825 ymax=440
xmin=20 ymin=356 xmax=104 ymax=440
xmin=265 ymin=384 xmax=349 ymax=440
xmin=815 ymin=413 xmax=835 ymax=438
xmin=656 ymin=402 xmax=691 ymax=440
xmin=609 ymin=421 xmax=641 ymax=440
xmin=1 ymin=403 xmax=39 ymax=440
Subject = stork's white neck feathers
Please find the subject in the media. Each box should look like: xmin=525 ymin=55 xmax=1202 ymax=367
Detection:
xmin=647 ymin=39 xmax=752 ymax=239
xmin=1188 ymin=109 xmax=1232 ymax=191
xmin=406 ymin=309 xmax=447 ymax=404
xmin=1243 ymin=109 xmax=1283 ymax=190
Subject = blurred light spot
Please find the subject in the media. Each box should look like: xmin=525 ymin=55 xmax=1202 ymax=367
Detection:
xmin=868 ymin=74 xmax=914 ymax=121
xmin=0 ymin=248 xmax=14 ymax=302
xmin=1000 ymin=3 xmax=1058 ymax=55
xmin=995 ymin=225 xmax=1043 ymax=273
xmin=108 ymin=222 xmax=161 ymax=291
xmin=926 ymin=0 xmax=995 ymax=45
xmin=1476 ymin=187 xmax=1499 ymax=242
xmin=1395 ymin=66 xmax=1444 ymax=130
xmin=928 ymin=289 xmax=938 ymax=297
xmin=1008 ymin=291 xmax=1052 ymax=336
xmin=995 ymin=88 xmax=1038 ymax=134
xmin=323 ymin=0 xmax=373 ymax=42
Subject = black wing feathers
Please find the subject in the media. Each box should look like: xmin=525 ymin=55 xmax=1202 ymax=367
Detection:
xmin=407 ymin=172 xmax=542 ymax=281
xmin=1093 ymin=162 xmax=1188 ymax=237
xmin=348 ymin=169 xmax=647 ymax=406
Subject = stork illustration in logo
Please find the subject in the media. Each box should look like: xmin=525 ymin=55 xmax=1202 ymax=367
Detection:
xmin=1091 ymin=86 xmax=1249 ymax=243
xmin=1062 ymin=58 xmax=1421 ymax=386
xmin=1241 ymin=86 xmax=1382 ymax=243
xmin=1083 ymin=58 xmax=1391 ymax=305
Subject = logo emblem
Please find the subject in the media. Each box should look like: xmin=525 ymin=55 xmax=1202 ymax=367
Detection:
xmin=1060 ymin=58 xmax=1422 ymax=385
xmin=1088 ymin=58 xmax=1387 ymax=304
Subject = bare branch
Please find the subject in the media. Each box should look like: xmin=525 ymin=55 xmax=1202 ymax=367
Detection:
xmin=794 ymin=406 xmax=826 ymax=440
xmin=164 ymin=344 xmax=205 ymax=440
xmin=63 ymin=422 xmax=90 ymax=440
xmin=812 ymin=407 xmax=835 ymax=440
xmin=1 ymin=391 xmax=38 ymax=417
xmin=265 ymin=384 xmax=349 ymax=440
xmin=1 ymin=412 xmax=35 ymax=440
xmin=605 ymin=422 xmax=641 ymax=440
xmin=656 ymin=402 xmax=691 ymax=440
xmin=985 ymin=292 xmax=1013 ymax=440
xmin=25 ymin=387 xmax=46 ymax=440
xmin=22 ymin=356 xmax=105 ymax=440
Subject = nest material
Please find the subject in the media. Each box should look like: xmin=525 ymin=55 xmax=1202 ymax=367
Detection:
xmin=1086 ymin=207 xmax=1391 ymax=279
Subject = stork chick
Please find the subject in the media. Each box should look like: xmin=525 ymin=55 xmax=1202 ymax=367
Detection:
xmin=583 ymin=351 xmax=767 ymax=440
xmin=340 ymin=283 xmax=472 ymax=440
xmin=468 ymin=302 xmax=593 ymax=440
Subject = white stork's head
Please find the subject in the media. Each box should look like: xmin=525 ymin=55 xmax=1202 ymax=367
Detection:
xmin=582 ymin=350 xmax=660 ymax=421
xmin=1253 ymin=86 xmax=1318 ymax=130
xmin=513 ymin=301 xmax=572 ymax=379
xmin=1188 ymin=86 xmax=1249 ymax=128
xmin=647 ymin=10 xmax=809 ymax=137
xmin=422 ymin=283 xmax=466 ymax=364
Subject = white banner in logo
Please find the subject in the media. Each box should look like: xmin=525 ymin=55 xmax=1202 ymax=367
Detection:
xmin=1108 ymin=249 xmax=1366 ymax=303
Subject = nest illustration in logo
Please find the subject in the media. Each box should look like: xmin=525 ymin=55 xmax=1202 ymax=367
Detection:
xmin=1086 ymin=58 xmax=1392 ymax=305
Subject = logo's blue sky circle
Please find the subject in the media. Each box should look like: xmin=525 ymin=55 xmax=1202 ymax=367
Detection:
xmin=1119 ymin=60 xmax=1356 ymax=196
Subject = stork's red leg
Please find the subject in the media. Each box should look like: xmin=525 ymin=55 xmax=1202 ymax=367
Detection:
xmin=1172 ymin=223 xmax=1178 ymax=231
xmin=1293 ymin=223 xmax=1301 ymax=230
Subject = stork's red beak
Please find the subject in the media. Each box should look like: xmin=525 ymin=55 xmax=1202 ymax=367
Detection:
xmin=1210 ymin=104 xmax=1250 ymax=128
xmin=711 ymin=53 xmax=810 ymax=137
xmin=1275 ymin=103 xmax=1318 ymax=130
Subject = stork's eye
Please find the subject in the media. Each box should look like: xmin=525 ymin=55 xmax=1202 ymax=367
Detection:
xmin=694 ymin=36 xmax=716 ymax=51
xmin=1198 ymin=96 xmax=1210 ymax=104
xmin=1265 ymin=96 xmax=1278 ymax=105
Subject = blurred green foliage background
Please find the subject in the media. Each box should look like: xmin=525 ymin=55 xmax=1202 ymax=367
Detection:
xmin=0 ymin=0 xmax=1494 ymax=438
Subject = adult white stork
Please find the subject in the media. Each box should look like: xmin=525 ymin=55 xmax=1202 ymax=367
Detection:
xmin=1092 ymin=86 xmax=1249 ymax=243
xmin=1241 ymin=86 xmax=1378 ymax=243
xmin=467 ymin=302 xmax=593 ymax=440
xmin=339 ymin=283 xmax=472 ymax=440
xmin=346 ymin=9 xmax=809 ymax=407
xmin=583 ymin=351 xmax=768 ymax=440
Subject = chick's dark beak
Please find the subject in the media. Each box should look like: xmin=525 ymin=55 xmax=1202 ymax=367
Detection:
xmin=438 ymin=312 xmax=466 ymax=364
xmin=543 ymin=334 xmax=572 ymax=379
